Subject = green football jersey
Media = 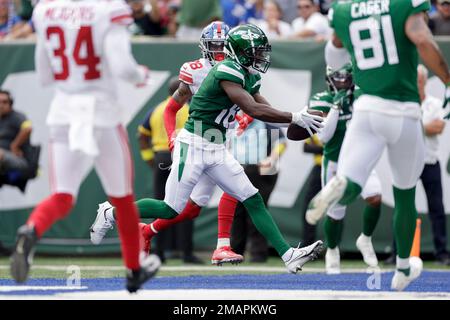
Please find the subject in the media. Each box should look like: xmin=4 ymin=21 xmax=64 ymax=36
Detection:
xmin=329 ymin=0 xmax=430 ymax=103
xmin=184 ymin=59 xmax=261 ymax=143
xmin=309 ymin=89 xmax=359 ymax=162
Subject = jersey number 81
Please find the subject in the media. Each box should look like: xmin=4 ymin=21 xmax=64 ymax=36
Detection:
xmin=349 ymin=15 xmax=399 ymax=70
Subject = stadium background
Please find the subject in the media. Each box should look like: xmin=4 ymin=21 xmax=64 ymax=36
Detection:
xmin=0 ymin=39 xmax=449 ymax=256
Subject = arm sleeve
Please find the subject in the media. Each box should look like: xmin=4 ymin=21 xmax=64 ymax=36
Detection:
xmin=325 ymin=39 xmax=351 ymax=70
xmin=34 ymin=33 xmax=54 ymax=86
xmin=163 ymin=97 xmax=183 ymax=141
xmin=104 ymin=25 xmax=146 ymax=84
xmin=316 ymin=108 xmax=339 ymax=144
xmin=109 ymin=0 xmax=134 ymax=26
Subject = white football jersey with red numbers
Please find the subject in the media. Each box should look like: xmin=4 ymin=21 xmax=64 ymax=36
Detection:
xmin=33 ymin=0 xmax=145 ymax=126
xmin=178 ymin=58 xmax=213 ymax=95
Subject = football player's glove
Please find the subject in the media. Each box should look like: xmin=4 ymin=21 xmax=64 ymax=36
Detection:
xmin=443 ymin=84 xmax=450 ymax=120
xmin=292 ymin=106 xmax=324 ymax=137
xmin=235 ymin=113 xmax=254 ymax=136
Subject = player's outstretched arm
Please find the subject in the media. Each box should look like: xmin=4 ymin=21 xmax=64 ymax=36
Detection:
xmin=405 ymin=12 xmax=450 ymax=84
xmin=104 ymin=25 xmax=147 ymax=85
xmin=222 ymin=81 xmax=323 ymax=133
xmin=163 ymin=82 xmax=192 ymax=150
xmin=221 ymin=81 xmax=292 ymax=123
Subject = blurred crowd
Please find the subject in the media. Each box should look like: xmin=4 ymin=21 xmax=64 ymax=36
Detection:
xmin=1 ymin=0 xmax=449 ymax=42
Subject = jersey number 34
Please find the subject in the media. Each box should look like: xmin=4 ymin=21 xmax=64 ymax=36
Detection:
xmin=47 ymin=26 xmax=101 ymax=81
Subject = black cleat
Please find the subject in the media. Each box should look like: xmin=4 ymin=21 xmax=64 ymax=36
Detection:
xmin=126 ymin=254 xmax=161 ymax=293
xmin=10 ymin=225 xmax=38 ymax=283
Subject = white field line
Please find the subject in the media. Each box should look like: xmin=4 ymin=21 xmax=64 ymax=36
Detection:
xmin=0 ymin=286 xmax=87 ymax=292
xmin=0 ymin=264 xmax=398 ymax=273
xmin=1 ymin=289 xmax=450 ymax=300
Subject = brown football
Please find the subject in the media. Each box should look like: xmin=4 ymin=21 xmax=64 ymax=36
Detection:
xmin=287 ymin=110 xmax=324 ymax=141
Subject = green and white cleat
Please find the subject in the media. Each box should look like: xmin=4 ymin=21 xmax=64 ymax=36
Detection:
xmin=306 ymin=176 xmax=347 ymax=225
xmin=391 ymin=256 xmax=423 ymax=291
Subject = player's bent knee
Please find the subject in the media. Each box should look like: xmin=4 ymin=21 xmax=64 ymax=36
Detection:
xmin=189 ymin=195 xmax=209 ymax=208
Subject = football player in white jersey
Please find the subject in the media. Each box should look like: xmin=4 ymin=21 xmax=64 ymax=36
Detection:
xmin=90 ymin=21 xmax=246 ymax=265
xmin=10 ymin=0 xmax=160 ymax=293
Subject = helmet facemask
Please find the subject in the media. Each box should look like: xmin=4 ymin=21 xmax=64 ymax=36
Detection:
xmin=246 ymin=45 xmax=271 ymax=74
xmin=326 ymin=64 xmax=353 ymax=92
xmin=200 ymin=38 xmax=226 ymax=64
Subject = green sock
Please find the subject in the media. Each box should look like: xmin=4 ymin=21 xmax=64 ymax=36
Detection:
xmin=135 ymin=198 xmax=178 ymax=219
xmin=362 ymin=203 xmax=381 ymax=237
xmin=243 ymin=193 xmax=291 ymax=257
xmin=393 ymin=186 xmax=417 ymax=259
xmin=338 ymin=178 xmax=362 ymax=206
xmin=324 ymin=216 xmax=343 ymax=249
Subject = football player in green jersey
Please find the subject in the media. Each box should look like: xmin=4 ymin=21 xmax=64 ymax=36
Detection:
xmin=118 ymin=24 xmax=325 ymax=273
xmin=308 ymin=64 xmax=383 ymax=274
xmin=307 ymin=0 xmax=450 ymax=291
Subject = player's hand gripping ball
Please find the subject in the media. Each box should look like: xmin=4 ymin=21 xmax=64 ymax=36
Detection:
xmin=287 ymin=109 xmax=324 ymax=141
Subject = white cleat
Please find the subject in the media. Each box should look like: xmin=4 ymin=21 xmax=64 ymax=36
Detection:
xmin=306 ymin=176 xmax=347 ymax=225
xmin=325 ymin=247 xmax=341 ymax=275
xmin=285 ymin=240 xmax=324 ymax=274
xmin=90 ymin=201 xmax=115 ymax=245
xmin=391 ymin=256 xmax=423 ymax=291
xmin=356 ymin=233 xmax=378 ymax=267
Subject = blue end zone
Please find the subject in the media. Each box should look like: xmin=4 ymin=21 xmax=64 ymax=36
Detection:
xmin=1 ymin=271 xmax=450 ymax=296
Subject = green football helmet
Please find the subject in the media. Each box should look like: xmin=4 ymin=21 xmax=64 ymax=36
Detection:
xmin=224 ymin=24 xmax=272 ymax=74
xmin=326 ymin=63 xmax=354 ymax=92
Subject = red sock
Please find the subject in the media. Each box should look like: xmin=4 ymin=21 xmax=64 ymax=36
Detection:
xmin=218 ymin=193 xmax=238 ymax=239
xmin=149 ymin=200 xmax=201 ymax=236
xmin=27 ymin=193 xmax=74 ymax=238
xmin=110 ymin=195 xmax=140 ymax=271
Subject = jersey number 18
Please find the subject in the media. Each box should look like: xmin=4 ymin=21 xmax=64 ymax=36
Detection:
xmin=349 ymin=15 xmax=399 ymax=70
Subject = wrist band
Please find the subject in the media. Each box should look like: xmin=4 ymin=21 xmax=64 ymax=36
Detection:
xmin=140 ymin=149 xmax=154 ymax=161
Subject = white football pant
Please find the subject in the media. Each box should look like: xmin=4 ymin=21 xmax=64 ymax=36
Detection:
xmin=48 ymin=125 xmax=134 ymax=198
xmin=164 ymin=129 xmax=258 ymax=213
xmin=337 ymin=95 xmax=425 ymax=194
